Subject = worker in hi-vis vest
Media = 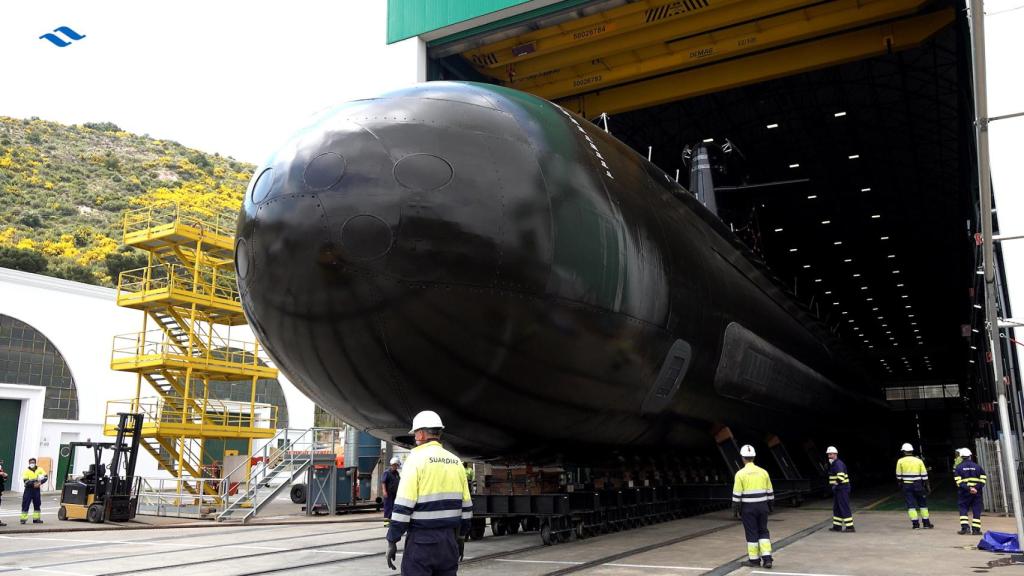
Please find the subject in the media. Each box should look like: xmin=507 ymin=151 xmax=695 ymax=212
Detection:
xmin=21 ymin=458 xmax=47 ymax=524
xmin=386 ymin=411 xmax=473 ymax=575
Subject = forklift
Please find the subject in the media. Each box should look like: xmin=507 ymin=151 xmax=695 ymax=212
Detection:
xmin=58 ymin=412 xmax=143 ymax=523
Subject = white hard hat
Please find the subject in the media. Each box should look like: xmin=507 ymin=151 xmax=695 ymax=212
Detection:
xmin=740 ymin=444 xmax=756 ymax=458
xmin=409 ymin=410 xmax=445 ymax=434
xmin=826 ymin=446 xmax=838 ymax=454
xmin=390 ymin=456 xmax=401 ymax=465
xmin=901 ymin=442 xmax=914 ymax=452
xmin=959 ymin=448 xmax=972 ymax=457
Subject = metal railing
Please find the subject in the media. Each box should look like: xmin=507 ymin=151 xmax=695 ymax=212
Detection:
xmin=137 ymin=476 xmax=224 ymax=518
xmin=117 ymin=264 xmax=239 ymax=305
xmin=106 ymin=397 xmax=277 ymax=432
xmin=123 ymin=202 xmax=235 ymax=243
xmin=217 ymin=428 xmax=344 ymax=522
xmin=111 ymin=329 xmax=270 ymax=372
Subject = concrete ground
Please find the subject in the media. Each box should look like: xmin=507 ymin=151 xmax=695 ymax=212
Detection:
xmin=0 ymin=492 xmax=1021 ymax=575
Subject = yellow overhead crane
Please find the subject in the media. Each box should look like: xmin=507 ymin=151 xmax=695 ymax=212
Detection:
xmin=108 ymin=203 xmax=278 ymax=497
xmin=456 ymin=0 xmax=955 ymax=117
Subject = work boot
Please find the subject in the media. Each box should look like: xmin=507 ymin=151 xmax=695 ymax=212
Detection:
xmin=844 ymin=526 xmax=856 ymax=533
xmin=32 ymin=519 xmax=43 ymax=524
xmin=958 ymin=526 xmax=970 ymax=535
xmin=922 ymin=519 xmax=933 ymax=529
xmin=972 ymin=527 xmax=982 ymax=536
xmin=762 ymin=556 xmax=774 ymax=569
xmin=0 ymin=520 xmax=6 ymax=527
xmin=830 ymin=525 xmax=843 ymax=532
xmin=747 ymin=559 xmax=761 ymax=567
xmin=19 ymin=519 xmax=26 ymax=525
xmin=912 ymin=520 xmax=920 ymax=529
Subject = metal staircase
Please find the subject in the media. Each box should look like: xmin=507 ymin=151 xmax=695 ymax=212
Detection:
xmin=217 ymin=428 xmax=338 ymax=522
xmin=108 ymin=202 xmax=279 ymax=500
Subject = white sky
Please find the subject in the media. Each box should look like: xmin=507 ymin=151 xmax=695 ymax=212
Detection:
xmin=0 ymin=1 xmax=420 ymax=164
xmin=2 ymin=1 xmax=1022 ymax=316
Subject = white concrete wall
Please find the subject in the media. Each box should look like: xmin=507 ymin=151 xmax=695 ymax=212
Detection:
xmin=0 ymin=267 xmax=317 ymax=490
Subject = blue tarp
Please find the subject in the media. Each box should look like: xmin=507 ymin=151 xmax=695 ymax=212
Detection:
xmin=978 ymin=531 xmax=1021 ymax=553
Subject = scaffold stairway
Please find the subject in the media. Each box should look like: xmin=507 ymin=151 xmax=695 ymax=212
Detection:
xmin=109 ymin=202 xmax=279 ymax=502
xmin=217 ymin=428 xmax=325 ymax=523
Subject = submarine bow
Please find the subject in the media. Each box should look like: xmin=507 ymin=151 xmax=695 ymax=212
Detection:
xmin=236 ymin=82 xmax=883 ymax=461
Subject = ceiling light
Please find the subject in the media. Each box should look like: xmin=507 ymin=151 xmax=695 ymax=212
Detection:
xmin=834 ymin=241 xmax=843 ymax=245
xmin=842 ymin=311 xmax=849 ymax=315
xmin=881 ymin=324 xmax=888 ymax=327
xmin=790 ymin=163 xmax=801 ymax=169
xmin=833 ymin=301 xmax=840 ymax=305
xmin=869 ymin=345 xmax=874 ymax=349
xmin=807 ymin=194 xmax=817 ymax=199
xmin=871 ymin=214 xmax=881 ymax=219
xmin=913 ymin=329 xmax=919 ymax=333
xmin=877 ymin=316 xmax=884 ymax=320
xmin=896 ymin=283 xmax=904 ymax=287
xmin=835 ymin=111 xmax=847 ymax=117
xmin=881 ymin=236 xmax=890 ymax=240
xmin=803 ymin=264 xmax=811 ymax=269
xmin=972 ymin=328 xmax=979 ymax=333
xmin=774 ymin=228 xmax=784 ymax=232
xmin=790 ymin=248 xmax=798 ymax=252
xmin=853 ymin=273 xmax=861 ymax=278
xmin=767 ymin=123 xmax=779 ymax=129
xmin=888 ymin=254 xmax=896 ymax=259
xmin=849 ymin=154 xmax=860 ymax=159
xmin=825 ymin=291 xmax=832 ymax=295
xmin=822 ymin=220 xmax=831 ymax=224
xmin=872 ymin=307 xmax=879 ymax=311
xmin=860 ymin=286 xmax=868 ymax=290
xmin=905 ymin=305 xmax=912 ymax=309
xmin=886 ymin=331 xmax=892 ymax=334
xmin=848 ymin=319 xmax=855 ymax=323
xmin=703 ymin=138 xmax=714 ymax=143
xmin=861 ymin=187 xmax=871 ymax=192
xmin=970 ymin=360 xmax=976 ymax=364
xmin=977 ymin=269 xmax=985 ymax=275
xmin=815 ymin=278 xmax=822 ymax=283
xmin=866 ymin=297 xmax=874 ymax=301
xmin=901 ymin=295 xmax=909 ymax=299
xmin=908 ymin=314 xmax=915 ymax=318
xmin=971 ymin=345 xmax=977 ymax=350
xmin=917 ymin=336 xmax=922 ymax=340
xmin=974 ymin=304 xmax=983 ymax=309
xmin=892 ymin=270 xmax=901 ymax=274
xmin=844 ymin=258 xmax=852 ymax=263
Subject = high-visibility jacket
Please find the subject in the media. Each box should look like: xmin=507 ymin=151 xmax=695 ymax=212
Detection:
xmin=896 ymin=456 xmax=928 ymax=486
xmin=954 ymin=460 xmax=987 ymax=490
xmin=828 ymin=458 xmax=850 ymax=486
xmin=386 ymin=441 xmax=472 ymax=543
xmin=732 ymin=462 xmax=774 ymax=505
xmin=954 ymin=455 xmax=963 ymax=469
xmin=22 ymin=467 xmax=47 ymax=489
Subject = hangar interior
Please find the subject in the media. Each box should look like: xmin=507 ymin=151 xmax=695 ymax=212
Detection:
xmin=407 ymin=0 xmax=1021 ymax=480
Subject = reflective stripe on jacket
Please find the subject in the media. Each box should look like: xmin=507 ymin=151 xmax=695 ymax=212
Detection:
xmin=732 ymin=462 xmax=774 ymax=503
xmin=896 ymin=456 xmax=928 ymax=484
xmin=828 ymin=458 xmax=850 ymax=485
xmin=954 ymin=460 xmax=987 ymax=489
xmin=22 ymin=467 xmax=46 ymax=487
xmin=386 ymin=441 xmax=472 ymax=543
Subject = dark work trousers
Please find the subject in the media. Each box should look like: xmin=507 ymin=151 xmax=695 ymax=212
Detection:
xmin=383 ymin=496 xmax=396 ymax=519
xmin=402 ymin=527 xmax=459 ymax=576
xmin=740 ymin=502 xmax=771 ymax=560
xmin=21 ymin=487 xmax=41 ymax=517
xmin=902 ymin=484 xmax=928 ymax=521
xmin=958 ymin=490 xmax=983 ymax=529
xmin=832 ymin=485 xmax=853 ymax=528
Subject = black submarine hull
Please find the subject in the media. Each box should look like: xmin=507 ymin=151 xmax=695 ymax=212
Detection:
xmin=235 ymin=82 xmax=884 ymax=461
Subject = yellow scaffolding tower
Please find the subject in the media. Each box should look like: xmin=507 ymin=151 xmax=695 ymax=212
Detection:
xmin=107 ymin=203 xmax=278 ymax=497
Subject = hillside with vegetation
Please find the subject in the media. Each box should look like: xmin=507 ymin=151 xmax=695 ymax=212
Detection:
xmin=0 ymin=117 xmax=254 ymax=286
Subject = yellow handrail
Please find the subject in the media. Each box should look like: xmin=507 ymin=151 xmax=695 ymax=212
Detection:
xmin=116 ymin=264 xmax=239 ymax=304
xmin=106 ymin=397 xmax=278 ymax=432
xmin=122 ymin=202 xmax=235 ymax=242
xmin=111 ymin=330 xmax=271 ymax=370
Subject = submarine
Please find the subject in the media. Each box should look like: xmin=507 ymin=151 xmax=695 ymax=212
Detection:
xmin=235 ymin=81 xmax=885 ymax=463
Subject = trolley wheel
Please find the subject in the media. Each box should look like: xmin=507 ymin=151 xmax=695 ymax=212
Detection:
xmin=540 ymin=521 xmax=554 ymax=545
xmin=574 ymin=521 xmax=585 ymax=540
xmin=492 ymin=518 xmax=507 ymax=536
xmin=507 ymin=518 xmax=520 ymax=535
xmin=87 ymin=503 xmax=105 ymax=524
xmin=290 ymin=484 xmax=307 ymax=504
xmin=57 ymin=506 xmax=67 ymax=521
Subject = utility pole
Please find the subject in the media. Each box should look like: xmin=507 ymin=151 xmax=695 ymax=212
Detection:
xmin=968 ymin=0 xmax=1024 ymax=539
